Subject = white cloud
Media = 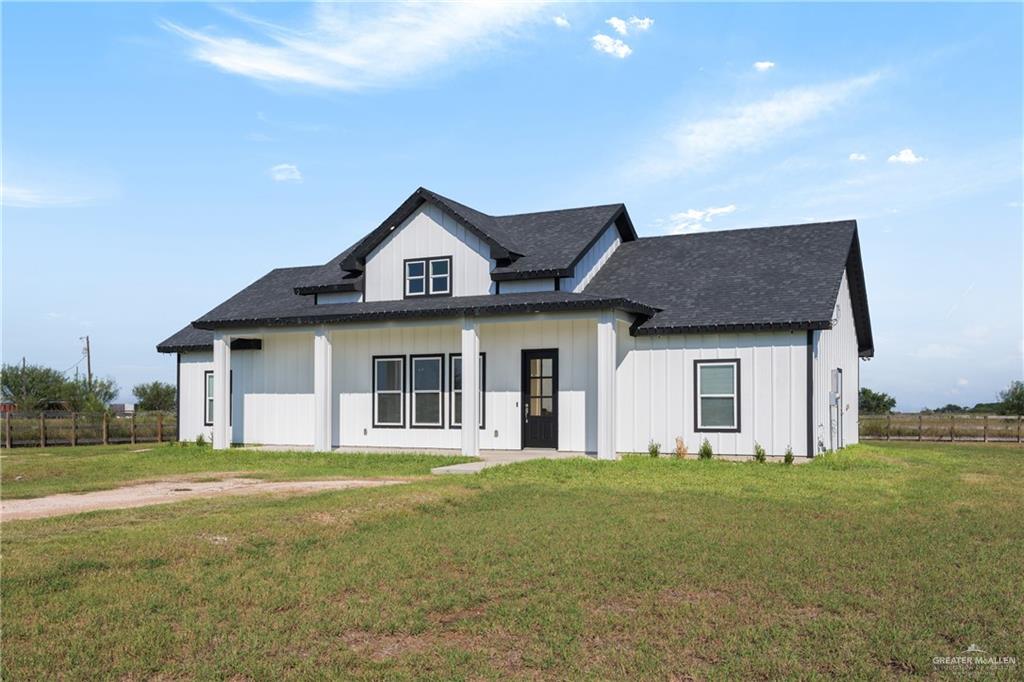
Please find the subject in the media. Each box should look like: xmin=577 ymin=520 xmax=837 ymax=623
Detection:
xmin=605 ymin=16 xmax=653 ymax=36
xmin=957 ymin=378 xmax=969 ymax=387
xmin=753 ymin=61 xmax=775 ymax=72
xmin=629 ymin=72 xmax=881 ymax=180
xmin=661 ymin=204 xmax=738 ymax=235
xmin=552 ymin=15 xmax=570 ymax=29
xmin=888 ymin=148 xmax=924 ymax=164
xmin=161 ymin=2 xmax=547 ymax=91
xmin=1 ymin=183 xmax=88 ymax=208
xmin=591 ymin=34 xmax=631 ymax=59
xmin=628 ymin=16 xmax=654 ymax=32
xmin=269 ymin=163 xmax=303 ymax=182
xmin=848 ymin=152 xmax=867 ymax=161
xmin=605 ymin=17 xmax=628 ymax=35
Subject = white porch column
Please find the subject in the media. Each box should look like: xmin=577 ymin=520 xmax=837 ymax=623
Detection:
xmin=313 ymin=327 xmax=333 ymax=452
xmin=461 ymin=317 xmax=480 ymax=456
xmin=212 ymin=332 xmax=231 ymax=450
xmin=597 ymin=311 xmax=617 ymax=460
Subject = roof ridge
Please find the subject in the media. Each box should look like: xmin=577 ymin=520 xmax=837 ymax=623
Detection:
xmin=632 ymin=220 xmax=856 ymax=242
xmin=495 ymin=203 xmax=623 ymax=219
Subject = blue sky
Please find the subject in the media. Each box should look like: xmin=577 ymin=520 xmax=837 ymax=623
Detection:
xmin=3 ymin=2 xmax=1021 ymax=410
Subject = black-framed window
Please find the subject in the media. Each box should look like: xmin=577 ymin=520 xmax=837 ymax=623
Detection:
xmin=404 ymin=256 xmax=452 ymax=298
xmin=203 ymin=370 xmax=232 ymax=427
xmin=450 ymin=353 xmax=485 ymax=429
xmin=373 ymin=356 xmax=405 ymax=427
xmin=204 ymin=370 xmax=214 ymax=426
xmin=694 ymin=359 xmax=740 ymax=432
xmin=410 ymin=355 xmax=444 ymax=428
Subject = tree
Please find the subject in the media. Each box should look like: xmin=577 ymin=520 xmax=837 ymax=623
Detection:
xmin=932 ymin=404 xmax=965 ymax=414
xmin=0 ymin=363 xmax=67 ymax=411
xmin=62 ymin=376 xmax=119 ymax=413
xmin=999 ymin=380 xmax=1024 ymax=416
xmin=859 ymin=387 xmax=896 ymax=414
xmin=133 ymin=381 xmax=176 ymax=412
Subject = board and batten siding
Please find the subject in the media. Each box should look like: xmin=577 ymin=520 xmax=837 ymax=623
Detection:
xmin=811 ymin=270 xmax=860 ymax=452
xmin=499 ymin=278 xmax=556 ymax=294
xmin=331 ymin=316 xmax=597 ymax=452
xmin=229 ymin=332 xmax=315 ymax=447
xmin=179 ymin=351 xmax=213 ymax=442
xmin=616 ymin=325 xmax=810 ymax=457
xmin=562 ymin=223 xmax=621 ymax=292
xmin=316 ymin=292 xmax=363 ymax=305
xmin=363 ymin=204 xmax=495 ymax=301
xmin=177 ymin=335 xmax=315 ymax=446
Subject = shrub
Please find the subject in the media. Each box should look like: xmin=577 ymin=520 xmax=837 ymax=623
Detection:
xmin=674 ymin=436 xmax=688 ymax=459
xmin=647 ymin=440 xmax=661 ymax=458
xmin=784 ymin=446 xmax=794 ymax=465
xmin=753 ymin=442 xmax=766 ymax=463
xmin=698 ymin=439 xmax=713 ymax=460
xmin=195 ymin=433 xmax=206 ymax=447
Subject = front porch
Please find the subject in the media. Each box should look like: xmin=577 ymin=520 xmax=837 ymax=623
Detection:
xmin=208 ymin=311 xmax=623 ymax=459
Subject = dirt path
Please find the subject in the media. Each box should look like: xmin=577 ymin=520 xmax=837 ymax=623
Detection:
xmin=1 ymin=477 xmax=408 ymax=521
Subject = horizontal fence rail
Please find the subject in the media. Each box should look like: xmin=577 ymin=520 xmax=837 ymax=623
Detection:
xmin=3 ymin=412 xmax=177 ymax=449
xmin=860 ymin=414 xmax=1023 ymax=443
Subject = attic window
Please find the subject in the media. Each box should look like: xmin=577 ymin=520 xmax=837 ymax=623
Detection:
xmin=404 ymin=257 xmax=452 ymax=298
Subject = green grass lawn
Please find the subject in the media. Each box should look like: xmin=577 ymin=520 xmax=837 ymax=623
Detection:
xmin=2 ymin=442 xmax=1022 ymax=679
xmin=0 ymin=443 xmax=474 ymax=499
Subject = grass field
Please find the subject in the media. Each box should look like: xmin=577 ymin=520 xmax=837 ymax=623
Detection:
xmin=2 ymin=441 xmax=1022 ymax=679
xmin=0 ymin=443 xmax=473 ymax=499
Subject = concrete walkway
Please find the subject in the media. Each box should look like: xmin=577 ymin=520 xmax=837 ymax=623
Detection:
xmin=431 ymin=450 xmax=586 ymax=475
xmin=1 ymin=478 xmax=407 ymax=521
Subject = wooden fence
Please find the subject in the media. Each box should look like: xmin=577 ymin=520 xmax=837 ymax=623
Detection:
xmin=3 ymin=412 xmax=177 ymax=448
xmin=860 ymin=413 xmax=1023 ymax=443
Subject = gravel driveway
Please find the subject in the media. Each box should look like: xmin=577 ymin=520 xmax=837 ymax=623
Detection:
xmin=1 ymin=477 xmax=407 ymax=521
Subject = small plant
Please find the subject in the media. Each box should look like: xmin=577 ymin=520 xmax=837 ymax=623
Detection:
xmin=698 ymin=438 xmax=713 ymax=460
xmin=753 ymin=442 xmax=766 ymax=463
xmin=674 ymin=436 xmax=688 ymax=459
xmin=647 ymin=440 xmax=661 ymax=458
xmin=194 ymin=433 xmax=206 ymax=447
xmin=784 ymin=445 xmax=794 ymax=465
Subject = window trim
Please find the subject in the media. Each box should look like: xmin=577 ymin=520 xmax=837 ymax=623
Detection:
xmin=203 ymin=370 xmax=232 ymax=427
xmin=409 ymin=354 xmax=444 ymax=429
xmin=403 ymin=256 xmax=453 ymax=299
xmin=372 ymin=355 xmax=406 ymax=428
xmin=449 ymin=352 xmax=486 ymax=430
xmin=204 ymin=370 xmax=214 ymax=426
xmin=693 ymin=359 xmax=741 ymax=433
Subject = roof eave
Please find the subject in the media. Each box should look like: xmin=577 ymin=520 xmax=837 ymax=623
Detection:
xmin=192 ymin=298 xmax=657 ymax=331
xmin=634 ymin=320 xmax=832 ymax=336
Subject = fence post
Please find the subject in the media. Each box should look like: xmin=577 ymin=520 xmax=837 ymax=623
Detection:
xmin=130 ymin=414 xmax=136 ymax=445
xmin=102 ymin=413 xmax=109 ymax=445
xmin=1018 ymin=416 xmax=1022 ymax=445
xmin=886 ymin=414 xmax=891 ymax=441
xmin=983 ymin=415 xmax=988 ymax=443
xmin=950 ymin=415 xmax=955 ymax=442
xmin=39 ymin=413 xmax=46 ymax=448
xmin=918 ymin=414 xmax=923 ymax=441
xmin=5 ymin=412 xmax=11 ymax=450
xmin=71 ymin=413 xmax=78 ymax=447
xmin=156 ymin=413 xmax=163 ymax=443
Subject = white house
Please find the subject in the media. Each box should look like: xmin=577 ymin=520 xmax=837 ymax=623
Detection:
xmin=158 ymin=187 xmax=873 ymax=459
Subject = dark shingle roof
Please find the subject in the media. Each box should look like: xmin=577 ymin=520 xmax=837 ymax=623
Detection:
xmin=583 ymin=220 xmax=873 ymax=356
xmin=489 ymin=204 xmax=633 ymax=279
xmin=157 ymin=324 xmax=213 ymax=353
xmin=191 ymin=290 xmax=655 ymax=331
xmin=156 ymin=189 xmax=872 ymax=358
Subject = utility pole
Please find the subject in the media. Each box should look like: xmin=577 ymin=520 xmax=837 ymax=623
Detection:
xmin=80 ymin=336 xmax=92 ymax=389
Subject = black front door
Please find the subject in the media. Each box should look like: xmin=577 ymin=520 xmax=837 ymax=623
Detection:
xmin=521 ymin=349 xmax=558 ymax=449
